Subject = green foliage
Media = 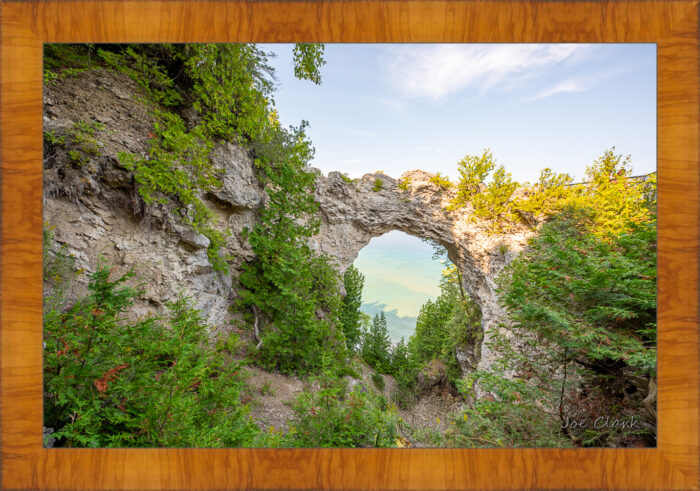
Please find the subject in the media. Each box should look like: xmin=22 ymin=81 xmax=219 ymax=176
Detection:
xmin=44 ymin=120 xmax=105 ymax=169
xmin=241 ymin=249 xmax=345 ymax=376
xmin=448 ymin=150 xmax=520 ymax=232
xmin=284 ymin=375 xmax=399 ymax=448
xmin=44 ymin=44 xmax=96 ymax=72
xmin=238 ymin=120 xmax=347 ymax=376
xmin=397 ymin=176 xmax=412 ymax=191
xmin=361 ymin=312 xmax=392 ymax=373
xmin=71 ymin=120 xmax=104 ymax=151
xmin=498 ymin=206 xmax=657 ymax=376
xmin=410 ymin=297 xmax=453 ymax=362
xmin=571 ymin=148 xmax=656 ymax=239
xmin=448 ymin=371 xmax=572 ymax=448
xmin=99 ymin=46 xmax=184 ymax=107
xmin=429 ymin=173 xmax=452 ymax=190
xmin=181 ymin=44 xmax=273 ymax=143
xmin=448 ymin=148 xmax=654 ymax=236
xmin=44 ymin=44 xmax=96 ymax=84
xmin=389 ymin=337 xmax=420 ymax=408
xmin=372 ymin=177 xmax=384 ymax=192
xmin=116 ymin=109 xmax=228 ymax=271
xmin=465 ymin=194 xmax=657 ymax=447
xmin=515 ymin=167 xmax=573 ymax=219
xmin=470 ymin=165 xmax=519 ymax=227
xmin=339 ymin=265 xmax=365 ymax=351
xmin=44 ymin=130 xmax=66 ymax=146
xmin=409 ymin=265 xmax=482 ymax=384
xmin=450 ymin=149 xmax=496 ymax=207
xmin=340 ymin=173 xmax=358 ymax=186
xmin=292 ymin=43 xmax=326 ymax=85
xmin=44 ymin=69 xmax=60 ymax=85
xmin=371 ymin=372 xmax=386 ymax=391
xmin=43 ymin=264 xmax=260 ymax=448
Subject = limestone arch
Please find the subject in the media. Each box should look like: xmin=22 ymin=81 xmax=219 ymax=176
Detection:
xmin=311 ymin=169 xmax=534 ymax=373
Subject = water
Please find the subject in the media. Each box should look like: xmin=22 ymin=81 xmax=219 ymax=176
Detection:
xmin=352 ymin=231 xmax=447 ymax=342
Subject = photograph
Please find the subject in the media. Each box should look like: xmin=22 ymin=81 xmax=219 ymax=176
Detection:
xmin=42 ymin=42 xmax=657 ymax=449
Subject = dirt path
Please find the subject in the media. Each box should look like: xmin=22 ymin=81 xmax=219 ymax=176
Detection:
xmin=245 ymin=366 xmax=304 ymax=433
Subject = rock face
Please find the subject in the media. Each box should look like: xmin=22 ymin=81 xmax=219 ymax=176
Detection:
xmin=43 ymin=69 xmax=534 ymax=376
xmin=43 ymin=69 xmax=264 ymax=334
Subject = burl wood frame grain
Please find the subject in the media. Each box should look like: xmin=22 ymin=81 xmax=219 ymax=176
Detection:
xmin=1 ymin=1 xmax=698 ymax=489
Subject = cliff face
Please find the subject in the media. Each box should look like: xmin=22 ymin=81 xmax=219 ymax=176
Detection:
xmin=43 ymin=68 xmax=533 ymax=375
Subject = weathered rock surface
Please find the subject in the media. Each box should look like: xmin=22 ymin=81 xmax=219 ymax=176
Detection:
xmin=43 ymin=69 xmax=264 ymax=333
xmin=43 ymin=69 xmax=534 ymax=377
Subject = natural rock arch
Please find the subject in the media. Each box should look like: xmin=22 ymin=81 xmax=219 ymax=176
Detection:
xmin=311 ymin=169 xmax=534 ymax=373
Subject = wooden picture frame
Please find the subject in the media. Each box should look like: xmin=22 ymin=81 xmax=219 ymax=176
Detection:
xmin=1 ymin=1 xmax=698 ymax=489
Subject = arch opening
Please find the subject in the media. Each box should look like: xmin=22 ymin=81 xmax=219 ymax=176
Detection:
xmin=352 ymin=230 xmax=449 ymax=343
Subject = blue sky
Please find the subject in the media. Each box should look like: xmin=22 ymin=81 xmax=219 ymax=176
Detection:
xmin=260 ymin=44 xmax=656 ymax=183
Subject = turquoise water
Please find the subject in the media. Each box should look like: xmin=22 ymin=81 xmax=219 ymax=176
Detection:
xmin=353 ymin=231 xmax=447 ymax=342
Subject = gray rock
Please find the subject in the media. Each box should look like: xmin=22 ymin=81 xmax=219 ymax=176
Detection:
xmin=182 ymin=231 xmax=210 ymax=250
xmin=208 ymin=143 xmax=264 ymax=210
xmin=43 ymin=427 xmax=56 ymax=448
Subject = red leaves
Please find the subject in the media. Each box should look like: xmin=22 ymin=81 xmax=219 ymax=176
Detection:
xmin=57 ymin=338 xmax=70 ymax=357
xmin=94 ymin=363 xmax=129 ymax=395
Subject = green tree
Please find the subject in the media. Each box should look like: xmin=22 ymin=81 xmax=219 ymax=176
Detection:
xmin=573 ymin=148 xmax=655 ymax=238
xmin=515 ymin=167 xmax=573 ymax=221
xmin=292 ymin=43 xmax=326 ymax=85
xmin=339 ymin=265 xmax=365 ymax=351
xmin=449 ymin=149 xmax=496 ymax=208
xmin=389 ymin=337 xmax=420 ymax=408
xmin=237 ymin=119 xmax=347 ymax=375
xmin=409 ymin=295 xmax=453 ymax=363
xmin=361 ymin=312 xmax=392 ymax=372
xmin=470 ymin=165 xmax=519 ymax=226
xmin=408 ymin=264 xmax=481 ymax=382
xmin=391 ymin=338 xmax=410 ymax=374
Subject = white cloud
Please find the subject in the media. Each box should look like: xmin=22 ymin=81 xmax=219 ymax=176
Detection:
xmin=383 ymin=44 xmax=590 ymax=101
xmin=525 ymin=79 xmax=587 ymax=101
xmin=524 ymin=64 xmax=637 ymax=102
